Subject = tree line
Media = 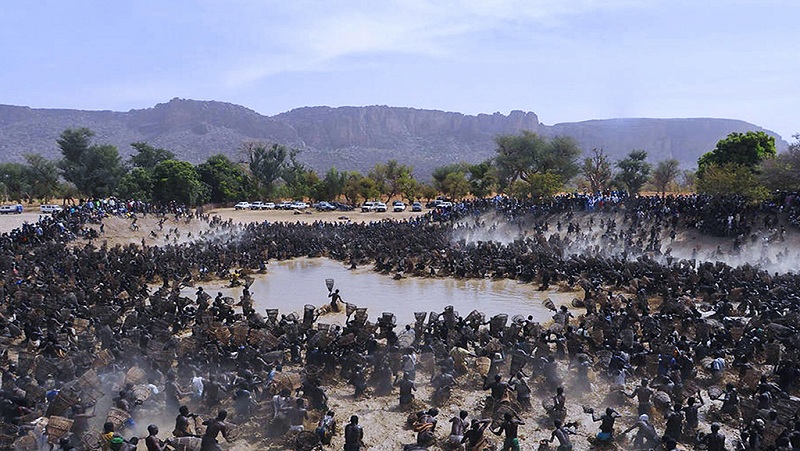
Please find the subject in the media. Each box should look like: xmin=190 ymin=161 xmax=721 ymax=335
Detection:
xmin=0 ymin=127 xmax=796 ymax=206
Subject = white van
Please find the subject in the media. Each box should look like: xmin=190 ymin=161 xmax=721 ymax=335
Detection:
xmin=0 ymin=204 xmax=23 ymax=214
xmin=40 ymin=204 xmax=63 ymax=214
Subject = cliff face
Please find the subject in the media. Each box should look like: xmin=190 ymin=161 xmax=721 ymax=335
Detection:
xmin=126 ymin=99 xmax=298 ymax=141
xmin=272 ymin=106 xmax=543 ymax=174
xmin=275 ymin=106 xmax=542 ymax=148
xmin=0 ymin=99 xmax=786 ymax=178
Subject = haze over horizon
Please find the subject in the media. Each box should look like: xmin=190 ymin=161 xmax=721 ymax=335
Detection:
xmin=2 ymin=1 xmax=797 ymax=140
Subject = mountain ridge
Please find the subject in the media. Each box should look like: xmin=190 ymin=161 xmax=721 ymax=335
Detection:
xmin=0 ymin=99 xmax=786 ymax=178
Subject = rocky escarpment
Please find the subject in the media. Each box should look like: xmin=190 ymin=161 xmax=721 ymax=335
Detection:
xmin=0 ymin=99 xmax=786 ymax=178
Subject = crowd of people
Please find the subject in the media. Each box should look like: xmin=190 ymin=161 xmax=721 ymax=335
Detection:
xmin=0 ymin=192 xmax=799 ymax=450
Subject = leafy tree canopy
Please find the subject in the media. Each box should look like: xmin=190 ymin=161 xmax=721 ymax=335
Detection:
xmin=57 ymin=127 xmax=93 ymax=163
xmin=759 ymin=134 xmax=800 ymax=192
xmin=117 ymin=167 xmax=154 ymax=202
xmin=57 ymin=128 xmax=124 ymax=198
xmin=355 ymin=175 xmax=381 ymax=203
xmin=313 ymin=167 xmax=347 ymax=202
xmin=279 ymin=151 xmax=313 ymax=199
xmin=369 ymin=160 xmax=413 ymax=201
xmin=614 ymin=150 xmax=652 ymax=195
xmin=0 ymin=162 xmax=30 ymax=202
xmin=151 ymin=159 xmax=209 ymax=205
xmin=245 ymin=142 xmax=291 ymax=197
xmin=494 ymin=131 xmax=580 ymax=197
xmin=23 ymin=153 xmax=59 ymax=202
xmin=467 ymin=161 xmax=497 ymax=198
xmin=698 ymin=131 xmax=776 ymax=176
xmin=129 ymin=142 xmax=175 ymax=170
xmin=197 ymin=154 xmax=251 ymax=203
xmin=342 ymin=172 xmax=366 ymax=205
xmin=696 ymin=162 xmax=769 ymax=200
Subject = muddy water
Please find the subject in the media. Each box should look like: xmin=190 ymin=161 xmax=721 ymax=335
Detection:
xmin=200 ymin=257 xmax=581 ymax=326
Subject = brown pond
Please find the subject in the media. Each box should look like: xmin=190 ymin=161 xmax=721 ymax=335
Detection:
xmin=192 ymin=257 xmax=581 ymax=326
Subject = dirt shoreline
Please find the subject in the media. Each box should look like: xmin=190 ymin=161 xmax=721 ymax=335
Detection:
xmin=0 ymin=207 xmax=427 ymax=235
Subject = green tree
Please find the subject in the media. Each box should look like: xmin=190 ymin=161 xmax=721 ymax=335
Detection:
xmin=697 ymin=131 xmax=777 ymax=177
xmin=197 ymin=154 xmax=251 ymax=203
xmin=442 ymin=171 xmax=470 ymax=200
xmin=342 ymin=172 xmax=366 ymax=205
xmin=696 ymin=162 xmax=768 ymax=200
xmin=314 ymin=167 xmax=347 ymax=201
xmin=283 ymin=169 xmax=320 ymax=201
xmin=23 ymin=154 xmax=59 ymax=202
xmin=280 ymin=152 xmax=313 ymax=199
xmin=493 ymin=131 xmax=581 ymax=197
xmin=151 ymin=160 xmax=209 ymax=205
xmin=509 ymin=173 xmax=564 ymax=199
xmin=57 ymin=128 xmax=92 ymax=195
xmin=129 ymin=142 xmax=175 ymax=170
xmin=432 ymin=163 xmax=472 ymax=199
xmin=759 ymin=134 xmax=800 ymax=191
xmin=614 ymin=150 xmax=652 ymax=195
xmin=370 ymin=160 xmax=413 ymax=201
xmin=116 ymin=142 xmax=176 ymax=201
xmin=651 ymin=159 xmax=681 ymax=197
xmin=419 ymin=183 xmax=439 ymax=202
xmin=78 ymin=144 xmax=124 ymax=197
xmin=117 ymin=167 xmax=154 ymax=201
xmin=57 ymin=128 xmax=124 ymax=197
xmin=398 ymin=173 xmax=420 ymax=202
xmin=355 ymin=175 xmax=381 ymax=202
xmin=245 ymin=142 xmax=290 ymax=197
xmin=54 ymin=182 xmax=81 ymax=205
xmin=57 ymin=127 xmax=93 ymax=163
xmin=366 ymin=165 xmax=387 ymax=198
xmin=432 ymin=163 xmax=469 ymax=194
xmin=0 ymin=162 xmax=30 ymax=202
xmin=467 ymin=161 xmax=497 ymax=198
xmin=581 ymin=148 xmax=612 ymax=193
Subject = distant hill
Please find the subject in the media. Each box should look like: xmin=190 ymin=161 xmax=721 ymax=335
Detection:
xmin=0 ymin=98 xmax=786 ymax=178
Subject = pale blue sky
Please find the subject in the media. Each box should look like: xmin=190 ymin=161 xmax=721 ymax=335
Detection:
xmin=1 ymin=1 xmax=797 ymax=139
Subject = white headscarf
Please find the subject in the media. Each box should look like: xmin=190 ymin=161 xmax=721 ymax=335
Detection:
xmin=639 ymin=414 xmax=649 ymax=423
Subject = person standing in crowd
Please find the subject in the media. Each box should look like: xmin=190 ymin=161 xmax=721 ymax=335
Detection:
xmin=200 ymin=410 xmax=232 ymax=451
xmin=492 ymin=411 xmax=524 ymax=451
xmin=344 ymin=415 xmax=364 ymax=451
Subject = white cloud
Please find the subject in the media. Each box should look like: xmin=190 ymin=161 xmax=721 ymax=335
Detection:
xmin=219 ymin=0 xmax=648 ymax=87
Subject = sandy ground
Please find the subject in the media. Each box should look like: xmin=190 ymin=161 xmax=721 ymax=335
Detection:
xmin=0 ymin=211 xmax=49 ymax=233
xmin=0 ymin=207 xmax=425 ymax=235
xmin=216 ymin=207 xmax=426 ymax=225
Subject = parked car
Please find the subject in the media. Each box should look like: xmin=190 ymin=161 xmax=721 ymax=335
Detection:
xmin=374 ymin=202 xmax=388 ymax=212
xmin=290 ymin=201 xmax=309 ymax=209
xmin=411 ymin=201 xmax=423 ymax=212
xmin=316 ymin=201 xmax=337 ymax=211
xmin=275 ymin=201 xmax=293 ymax=209
xmin=249 ymin=201 xmax=265 ymax=210
xmin=392 ymin=201 xmax=406 ymax=212
xmin=40 ymin=204 xmax=63 ymax=214
xmin=332 ymin=202 xmax=354 ymax=211
xmin=262 ymin=202 xmax=276 ymax=210
xmin=0 ymin=204 xmax=23 ymax=214
xmin=426 ymin=197 xmax=453 ymax=209
xmin=234 ymin=201 xmax=251 ymax=210
xmin=361 ymin=201 xmax=377 ymax=212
